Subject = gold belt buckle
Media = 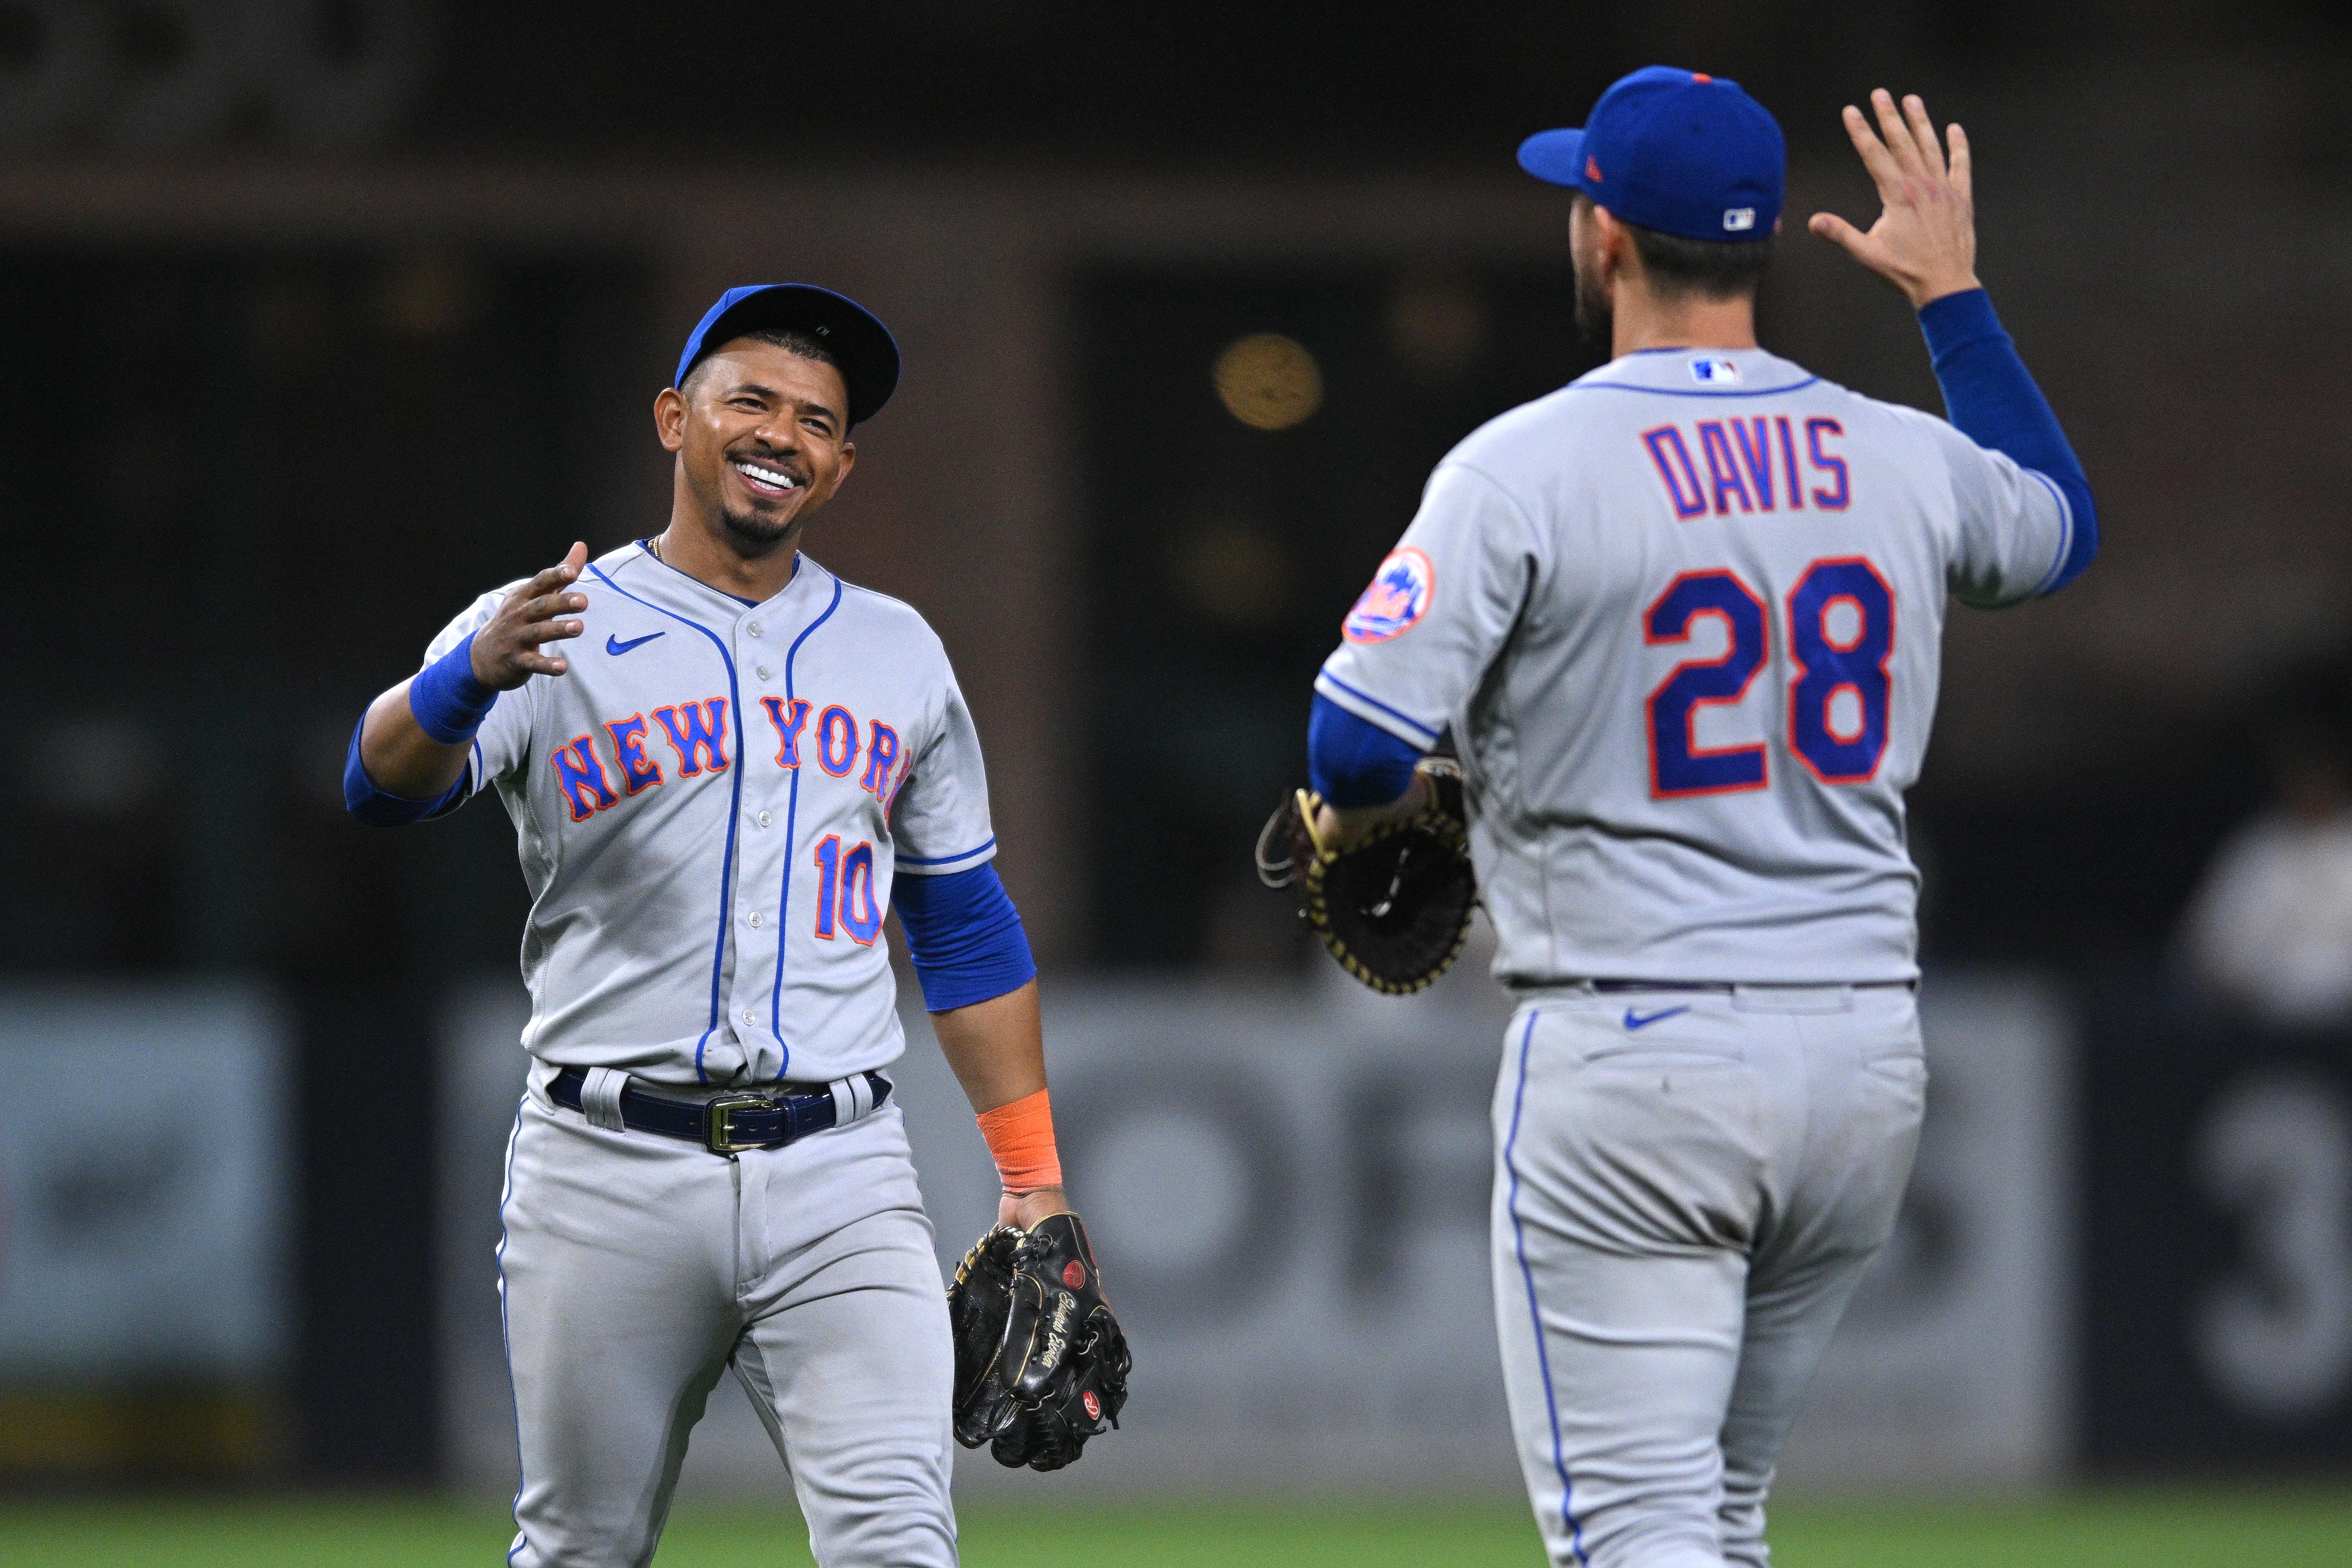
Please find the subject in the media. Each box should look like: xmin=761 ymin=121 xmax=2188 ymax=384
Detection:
xmin=704 ymin=1093 xmax=770 ymax=1154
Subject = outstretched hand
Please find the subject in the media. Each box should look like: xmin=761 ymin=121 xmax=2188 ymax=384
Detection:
xmin=1809 ymin=90 xmax=1981 ymax=311
xmin=472 ymin=542 xmax=589 ymax=690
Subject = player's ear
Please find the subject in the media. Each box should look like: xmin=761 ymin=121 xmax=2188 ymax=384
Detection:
xmin=1590 ymin=203 xmax=1629 ymax=279
xmin=654 ymin=385 xmax=688 ymax=452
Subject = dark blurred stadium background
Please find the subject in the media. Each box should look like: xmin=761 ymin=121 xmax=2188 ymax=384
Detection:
xmin=5 ymin=0 xmax=2352 ymax=1554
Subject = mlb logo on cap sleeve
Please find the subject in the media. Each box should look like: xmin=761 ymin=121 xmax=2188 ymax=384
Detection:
xmin=1343 ymin=546 xmax=1436 ymax=643
xmin=1723 ymin=207 xmax=1757 ymax=231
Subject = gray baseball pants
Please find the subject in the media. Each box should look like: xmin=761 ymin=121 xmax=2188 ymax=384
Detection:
xmin=1491 ymin=985 xmax=1927 ymax=1568
xmin=496 ymin=1072 xmax=958 ymax=1568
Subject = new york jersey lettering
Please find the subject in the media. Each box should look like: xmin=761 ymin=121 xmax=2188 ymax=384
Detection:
xmin=654 ymin=698 xmax=731 ymax=776
xmin=761 ymin=696 xmax=812 ymax=767
xmin=551 ymin=735 xmax=618 ymax=821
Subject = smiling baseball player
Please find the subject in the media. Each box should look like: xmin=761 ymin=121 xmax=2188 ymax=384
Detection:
xmin=344 ymin=284 xmax=1122 ymax=1567
xmin=1300 ymin=72 xmax=2095 ymax=1567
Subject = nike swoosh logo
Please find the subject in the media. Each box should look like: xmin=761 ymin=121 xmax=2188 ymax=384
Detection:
xmin=606 ymin=631 xmax=665 ymax=656
xmin=1623 ymin=1005 xmax=1692 ymax=1031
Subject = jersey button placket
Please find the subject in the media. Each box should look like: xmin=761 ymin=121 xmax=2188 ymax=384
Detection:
xmin=731 ymin=611 xmax=787 ymax=1080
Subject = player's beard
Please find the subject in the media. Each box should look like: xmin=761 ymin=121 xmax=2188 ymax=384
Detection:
xmin=1573 ymin=264 xmax=1612 ymax=347
xmin=717 ymin=502 xmax=796 ymax=556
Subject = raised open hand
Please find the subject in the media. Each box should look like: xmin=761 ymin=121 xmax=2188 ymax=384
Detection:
xmin=1809 ymin=90 xmax=1981 ymax=311
xmin=472 ymin=542 xmax=589 ymax=690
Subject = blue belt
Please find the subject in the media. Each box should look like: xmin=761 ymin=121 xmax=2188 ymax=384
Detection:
xmin=1587 ymin=979 xmax=1915 ymax=993
xmin=551 ymin=1066 xmax=891 ymax=1155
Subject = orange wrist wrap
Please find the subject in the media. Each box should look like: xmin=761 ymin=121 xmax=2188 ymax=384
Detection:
xmin=976 ymin=1088 xmax=1061 ymax=1194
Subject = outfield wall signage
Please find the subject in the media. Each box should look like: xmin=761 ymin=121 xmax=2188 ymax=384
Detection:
xmin=2079 ymin=988 xmax=2352 ymax=1468
xmin=0 ymin=985 xmax=291 ymax=1473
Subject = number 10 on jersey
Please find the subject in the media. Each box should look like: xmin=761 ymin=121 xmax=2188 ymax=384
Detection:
xmin=1645 ymin=558 xmax=1894 ymax=798
xmin=813 ymin=836 xmax=885 ymax=944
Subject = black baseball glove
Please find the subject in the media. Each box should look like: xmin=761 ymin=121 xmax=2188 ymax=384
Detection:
xmin=948 ymin=1213 xmax=1130 ymax=1471
xmin=1256 ymin=754 xmax=1477 ymax=995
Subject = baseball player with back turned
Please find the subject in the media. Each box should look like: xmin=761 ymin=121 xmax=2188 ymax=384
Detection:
xmin=345 ymin=285 xmax=1108 ymax=1566
xmin=1305 ymin=71 xmax=2095 ymax=1567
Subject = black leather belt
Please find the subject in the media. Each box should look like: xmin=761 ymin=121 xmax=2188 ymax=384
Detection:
xmin=552 ymin=1067 xmax=890 ymax=1155
xmin=1587 ymin=979 xmax=1915 ymax=993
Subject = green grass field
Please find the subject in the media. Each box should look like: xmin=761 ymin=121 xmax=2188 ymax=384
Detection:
xmin=5 ymin=1489 xmax=2351 ymax=1568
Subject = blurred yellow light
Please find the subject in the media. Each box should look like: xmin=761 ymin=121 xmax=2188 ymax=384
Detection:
xmin=1214 ymin=333 xmax=1322 ymax=431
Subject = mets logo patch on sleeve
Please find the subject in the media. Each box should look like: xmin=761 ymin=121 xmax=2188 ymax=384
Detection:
xmin=1343 ymin=547 xmax=1435 ymax=643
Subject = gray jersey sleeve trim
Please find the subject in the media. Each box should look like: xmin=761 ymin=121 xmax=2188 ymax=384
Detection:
xmin=2026 ymin=469 xmax=2076 ymax=598
xmin=1914 ymin=404 xmax=2073 ymax=612
xmin=897 ymin=835 xmax=998 ymax=871
xmin=1314 ymin=670 xmax=1444 ymax=745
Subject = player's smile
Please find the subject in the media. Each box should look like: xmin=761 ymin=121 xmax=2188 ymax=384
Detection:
xmin=728 ymin=453 xmax=804 ymax=501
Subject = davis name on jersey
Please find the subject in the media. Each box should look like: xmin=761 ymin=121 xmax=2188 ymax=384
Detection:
xmin=1317 ymin=346 xmax=2072 ymax=988
xmin=1640 ymin=414 xmax=1849 ymax=517
xmin=428 ymin=542 xmax=997 ymax=1088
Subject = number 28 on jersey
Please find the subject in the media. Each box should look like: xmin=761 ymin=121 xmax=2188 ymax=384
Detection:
xmin=1644 ymin=558 xmax=1894 ymax=799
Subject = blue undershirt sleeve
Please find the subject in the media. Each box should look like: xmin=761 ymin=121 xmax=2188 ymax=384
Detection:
xmin=343 ymin=717 xmax=469 ymax=826
xmin=1308 ymin=691 xmax=1428 ymax=808
xmin=892 ymin=862 xmax=1038 ymax=1012
xmin=1918 ymin=287 xmax=2097 ymax=592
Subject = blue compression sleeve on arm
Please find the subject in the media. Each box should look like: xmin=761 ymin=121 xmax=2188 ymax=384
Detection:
xmin=408 ymin=632 xmax=500 ymax=744
xmin=892 ymin=862 xmax=1038 ymax=1012
xmin=1918 ymin=287 xmax=2097 ymax=592
xmin=343 ymin=718 xmax=467 ymax=826
xmin=1308 ymin=691 xmax=1426 ymax=807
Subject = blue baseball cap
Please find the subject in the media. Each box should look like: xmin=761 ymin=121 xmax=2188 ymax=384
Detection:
xmin=674 ymin=284 xmax=901 ymax=426
xmin=1517 ymin=66 xmax=1784 ymax=243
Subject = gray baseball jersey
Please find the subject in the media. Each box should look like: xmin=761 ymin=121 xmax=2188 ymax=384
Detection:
xmin=427 ymin=541 xmax=997 ymax=1087
xmin=1317 ymin=345 xmax=2075 ymax=987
